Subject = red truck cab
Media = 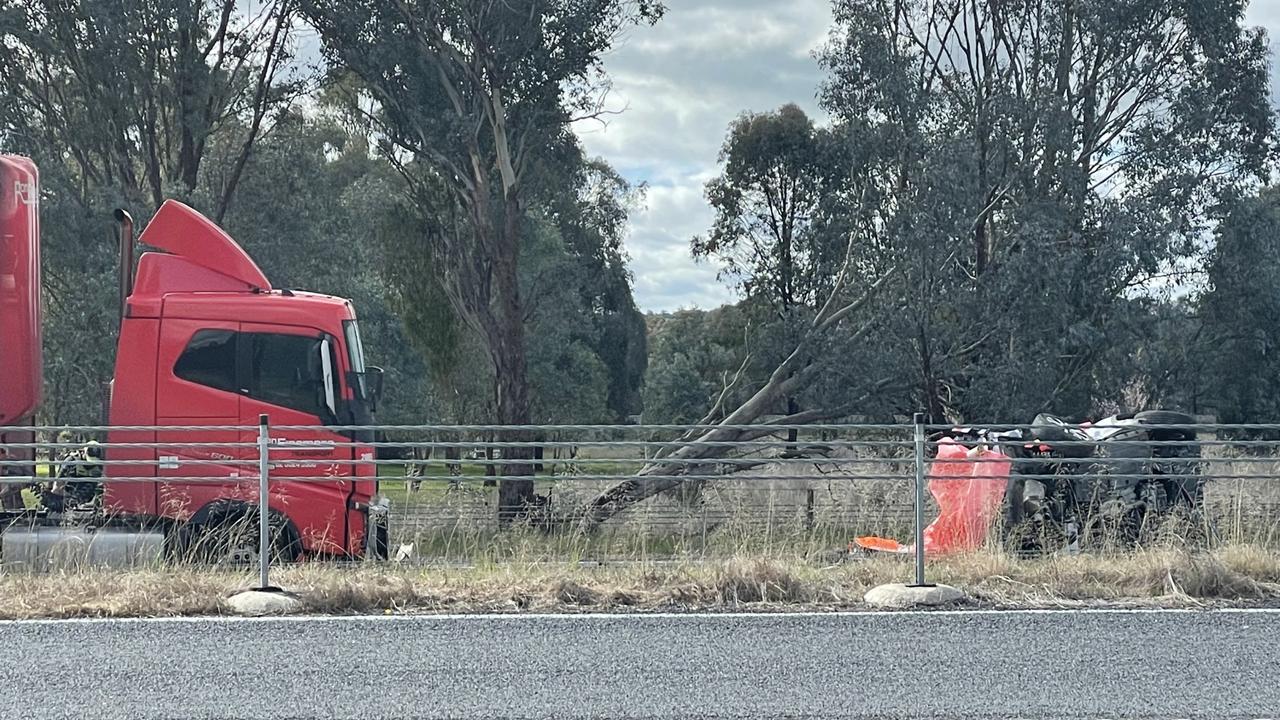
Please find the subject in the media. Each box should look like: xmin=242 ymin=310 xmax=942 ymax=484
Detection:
xmin=104 ymin=199 xmax=385 ymax=559
xmin=1 ymin=155 xmax=383 ymax=560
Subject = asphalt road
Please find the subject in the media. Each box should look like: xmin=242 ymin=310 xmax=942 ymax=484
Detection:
xmin=0 ymin=609 xmax=1276 ymax=719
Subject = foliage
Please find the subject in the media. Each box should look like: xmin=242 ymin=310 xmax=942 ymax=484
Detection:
xmin=0 ymin=0 xmax=653 ymax=435
xmin=807 ymin=0 xmax=1277 ymax=423
xmin=1200 ymin=188 xmax=1280 ymax=424
xmin=543 ymin=159 xmax=649 ymax=421
xmin=641 ymin=307 xmax=752 ymax=425
xmin=0 ymin=0 xmax=302 ymax=424
xmin=36 ymin=191 xmax=121 ymax=424
xmin=0 ymin=0 xmax=300 ymax=215
xmin=694 ymin=104 xmax=845 ymax=312
xmin=301 ymin=0 xmax=661 ymax=437
xmin=376 ymin=151 xmax=648 ymax=426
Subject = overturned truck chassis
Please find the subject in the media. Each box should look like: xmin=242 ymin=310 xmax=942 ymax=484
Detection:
xmin=946 ymin=410 xmax=1203 ymax=552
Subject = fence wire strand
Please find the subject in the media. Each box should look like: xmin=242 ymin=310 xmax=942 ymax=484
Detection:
xmin=3 ymin=421 xmax=1280 ymax=574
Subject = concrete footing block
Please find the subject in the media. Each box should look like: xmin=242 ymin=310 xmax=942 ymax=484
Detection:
xmin=226 ymin=589 xmax=302 ymax=617
xmin=864 ymin=583 xmax=966 ymax=609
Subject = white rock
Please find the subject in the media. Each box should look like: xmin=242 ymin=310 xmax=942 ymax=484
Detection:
xmin=864 ymin=583 xmax=966 ymax=608
xmin=226 ymin=589 xmax=302 ymax=616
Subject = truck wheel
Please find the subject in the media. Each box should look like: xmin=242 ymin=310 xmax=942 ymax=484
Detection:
xmin=1134 ymin=410 xmax=1198 ymax=443
xmin=173 ymin=510 xmax=301 ymax=565
xmin=1133 ymin=410 xmax=1197 ymax=427
xmin=1135 ymin=410 xmax=1203 ymax=514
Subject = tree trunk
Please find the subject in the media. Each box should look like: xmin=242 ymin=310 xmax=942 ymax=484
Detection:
xmin=174 ymin=25 xmax=202 ymax=196
xmin=492 ymin=193 xmax=536 ymax=523
xmin=494 ymin=398 xmax=535 ymax=523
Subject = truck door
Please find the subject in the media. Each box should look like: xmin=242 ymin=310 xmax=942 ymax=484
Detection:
xmin=155 ymin=319 xmax=245 ymax=519
xmin=236 ymin=323 xmax=352 ymax=555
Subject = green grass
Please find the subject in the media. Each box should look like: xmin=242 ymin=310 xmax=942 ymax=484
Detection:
xmin=373 ymin=458 xmax=644 ymax=508
xmin=378 ymin=477 xmax=567 ymax=509
xmin=379 ymin=479 xmax=452 ymax=506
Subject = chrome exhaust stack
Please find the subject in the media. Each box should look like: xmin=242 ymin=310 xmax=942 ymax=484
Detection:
xmin=114 ymin=208 xmax=134 ymax=322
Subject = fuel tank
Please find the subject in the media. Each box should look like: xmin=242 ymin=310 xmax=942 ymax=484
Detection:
xmin=2 ymin=527 xmax=164 ymax=570
xmin=0 ymin=155 xmax=41 ymax=424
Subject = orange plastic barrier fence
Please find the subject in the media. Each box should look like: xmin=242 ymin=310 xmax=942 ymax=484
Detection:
xmin=855 ymin=438 xmax=1011 ymax=555
xmin=921 ymin=439 xmax=1011 ymax=553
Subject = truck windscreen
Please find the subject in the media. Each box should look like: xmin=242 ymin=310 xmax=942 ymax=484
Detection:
xmin=343 ymin=320 xmax=366 ymax=374
xmin=342 ymin=319 xmax=382 ymax=414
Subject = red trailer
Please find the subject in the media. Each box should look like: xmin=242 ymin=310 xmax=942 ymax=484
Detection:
xmin=0 ymin=155 xmax=42 ymax=430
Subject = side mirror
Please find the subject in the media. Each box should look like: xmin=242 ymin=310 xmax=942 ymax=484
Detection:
xmin=366 ymin=366 xmax=385 ymax=406
xmin=347 ymin=366 xmax=384 ymax=413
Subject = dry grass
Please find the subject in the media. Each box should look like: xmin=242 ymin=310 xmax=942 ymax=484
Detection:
xmin=0 ymin=569 xmax=233 ymax=619
xmin=2 ymin=545 xmax=1280 ymax=620
xmin=931 ymin=546 xmax=1280 ymax=606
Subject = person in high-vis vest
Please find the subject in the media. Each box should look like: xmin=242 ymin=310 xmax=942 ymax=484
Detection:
xmin=63 ymin=440 xmax=104 ymax=508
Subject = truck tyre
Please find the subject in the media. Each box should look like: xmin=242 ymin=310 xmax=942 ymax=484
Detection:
xmin=172 ymin=503 xmax=301 ymax=565
xmin=1133 ymin=410 xmax=1203 ymax=513
xmin=1136 ymin=409 xmax=1192 ymax=443
xmin=1133 ymin=410 xmax=1197 ymax=431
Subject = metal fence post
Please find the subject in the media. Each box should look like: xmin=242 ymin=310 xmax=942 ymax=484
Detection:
xmin=912 ymin=412 xmax=929 ymax=587
xmin=257 ymin=414 xmax=270 ymax=590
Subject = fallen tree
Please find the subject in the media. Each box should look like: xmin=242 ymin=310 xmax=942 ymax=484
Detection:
xmin=581 ymin=242 xmax=901 ymax=527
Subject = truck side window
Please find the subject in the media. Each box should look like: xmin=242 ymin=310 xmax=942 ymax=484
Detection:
xmin=174 ymin=330 xmax=238 ymax=393
xmin=246 ymin=333 xmax=328 ymax=417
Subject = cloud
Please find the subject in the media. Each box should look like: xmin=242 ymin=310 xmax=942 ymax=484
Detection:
xmin=576 ymin=0 xmax=833 ymax=311
xmin=626 ymin=180 xmax=735 ymax=310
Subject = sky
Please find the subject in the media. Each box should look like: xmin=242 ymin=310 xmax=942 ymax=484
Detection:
xmin=579 ymin=0 xmax=1280 ymax=313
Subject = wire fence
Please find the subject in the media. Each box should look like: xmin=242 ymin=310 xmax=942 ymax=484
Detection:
xmin=2 ymin=415 xmax=1280 ymax=585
